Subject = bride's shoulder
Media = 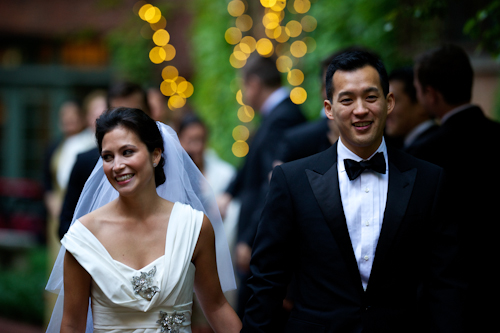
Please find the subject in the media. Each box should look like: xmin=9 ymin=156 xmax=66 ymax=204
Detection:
xmin=78 ymin=201 xmax=116 ymax=233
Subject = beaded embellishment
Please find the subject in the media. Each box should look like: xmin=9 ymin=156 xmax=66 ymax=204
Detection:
xmin=131 ymin=266 xmax=160 ymax=301
xmin=157 ymin=311 xmax=185 ymax=333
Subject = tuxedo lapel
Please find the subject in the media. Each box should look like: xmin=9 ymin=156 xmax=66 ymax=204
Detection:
xmin=306 ymin=149 xmax=364 ymax=294
xmin=371 ymin=153 xmax=417 ymax=279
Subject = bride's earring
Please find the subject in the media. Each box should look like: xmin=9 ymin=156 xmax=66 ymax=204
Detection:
xmin=153 ymin=162 xmax=157 ymax=167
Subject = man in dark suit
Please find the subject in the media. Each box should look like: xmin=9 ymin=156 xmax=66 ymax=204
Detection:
xmin=58 ymin=82 xmax=151 ymax=238
xmin=384 ymin=67 xmax=438 ymax=153
xmin=411 ymin=44 xmax=500 ymax=333
xmin=242 ymin=49 xmax=463 ymax=332
xmin=277 ymin=53 xmax=340 ymax=164
xmin=219 ymin=55 xmax=306 ymax=316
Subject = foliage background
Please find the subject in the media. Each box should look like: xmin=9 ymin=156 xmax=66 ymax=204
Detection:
xmin=104 ymin=0 xmax=500 ymax=166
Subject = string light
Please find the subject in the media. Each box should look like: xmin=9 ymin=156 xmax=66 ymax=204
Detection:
xmin=225 ymin=0 xmax=316 ymax=157
xmin=136 ymin=2 xmax=193 ymax=111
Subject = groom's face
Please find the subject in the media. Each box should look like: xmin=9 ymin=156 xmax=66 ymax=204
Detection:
xmin=324 ymin=65 xmax=394 ymax=159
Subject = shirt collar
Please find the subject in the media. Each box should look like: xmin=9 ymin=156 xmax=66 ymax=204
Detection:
xmin=337 ymin=137 xmax=388 ymax=173
xmin=404 ymin=119 xmax=436 ymax=148
xmin=261 ymin=87 xmax=289 ymax=116
xmin=440 ymin=103 xmax=474 ymax=124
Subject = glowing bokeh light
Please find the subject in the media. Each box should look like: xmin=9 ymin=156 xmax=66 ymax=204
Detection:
xmin=236 ymin=90 xmax=244 ymax=105
xmin=232 ymin=125 xmax=250 ymax=141
xmin=162 ymin=44 xmax=176 ymax=61
xmin=153 ymin=29 xmax=170 ymax=46
xmin=290 ymin=87 xmax=307 ymax=104
xmin=271 ymin=0 xmax=286 ymax=11
xmin=232 ymin=140 xmax=249 ymax=157
xmin=150 ymin=16 xmax=167 ymax=31
xmin=287 ymin=69 xmax=304 ymax=86
xmin=294 ymin=0 xmax=311 ymax=14
xmin=276 ymin=55 xmax=293 ymax=73
xmin=290 ymin=40 xmax=307 ymax=58
xmin=162 ymin=66 xmax=179 ymax=80
xmin=238 ymin=42 xmax=252 ymax=55
xmin=256 ymin=38 xmax=273 ymax=56
xmin=236 ymin=14 xmax=253 ymax=32
xmin=139 ymin=4 xmax=153 ymax=20
xmin=225 ymin=27 xmax=243 ymax=45
xmin=168 ymin=95 xmax=186 ymax=109
xmin=230 ymin=53 xmax=247 ymax=68
xmin=240 ymin=36 xmax=257 ymax=53
xmin=275 ymin=26 xmax=290 ymax=43
xmin=233 ymin=49 xmax=248 ymax=61
xmin=145 ymin=6 xmax=162 ymax=24
xmin=238 ymin=105 xmax=255 ymax=122
xmin=260 ymin=0 xmax=277 ymax=8
xmin=286 ymin=20 xmax=302 ymax=37
xmin=177 ymin=81 xmax=194 ymax=98
xmin=301 ymin=15 xmax=317 ymax=32
xmin=228 ymin=0 xmax=246 ymax=17
xmin=160 ymin=79 xmax=177 ymax=96
xmin=263 ymin=12 xmax=280 ymax=30
xmin=150 ymin=46 xmax=166 ymax=64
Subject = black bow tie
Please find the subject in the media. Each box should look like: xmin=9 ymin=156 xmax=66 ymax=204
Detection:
xmin=344 ymin=152 xmax=386 ymax=181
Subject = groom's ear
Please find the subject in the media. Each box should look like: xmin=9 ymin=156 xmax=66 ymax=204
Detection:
xmin=324 ymin=99 xmax=334 ymax=120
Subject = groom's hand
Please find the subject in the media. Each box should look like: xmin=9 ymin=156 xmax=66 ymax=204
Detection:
xmin=236 ymin=242 xmax=252 ymax=273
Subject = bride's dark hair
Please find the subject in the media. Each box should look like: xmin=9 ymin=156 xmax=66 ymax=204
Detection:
xmin=95 ymin=107 xmax=166 ymax=187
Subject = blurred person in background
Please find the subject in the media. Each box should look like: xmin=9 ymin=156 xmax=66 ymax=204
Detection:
xmin=276 ymin=52 xmax=341 ymax=165
xmin=43 ymin=99 xmax=94 ymax=327
xmin=218 ymin=54 xmax=306 ymax=317
xmin=222 ymin=56 xmax=306 ymax=317
xmin=58 ymin=82 xmax=150 ymax=239
xmin=43 ymin=100 xmax=87 ymax=225
xmin=44 ymin=100 xmax=95 ymax=259
xmin=178 ymin=113 xmax=240 ymax=333
xmin=412 ymin=44 xmax=500 ymax=332
xmin=384 ymin=67 xmax=438 ymax=153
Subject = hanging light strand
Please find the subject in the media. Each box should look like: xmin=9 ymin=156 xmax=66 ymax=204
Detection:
xmin=136 ymin=1 xmax=193 ymax=111
xmin=225 ymin=0 xmax=317 ymax=157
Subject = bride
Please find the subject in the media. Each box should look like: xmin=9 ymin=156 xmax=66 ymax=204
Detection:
xmin=46 ymin=107 xmax=241 ymax=332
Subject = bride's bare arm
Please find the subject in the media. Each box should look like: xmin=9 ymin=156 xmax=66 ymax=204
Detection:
xmin=193 ymin=215 xmax=242 ymax=332
xmin=61 ymin=251 xmax=91 ymax=333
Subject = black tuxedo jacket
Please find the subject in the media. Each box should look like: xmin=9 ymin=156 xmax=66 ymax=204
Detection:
xmin=277 ymin=117 xmax=332 ymax=163
xmin=404 ymin=122 xmax=439 ymax=155
xmin=58 ymin=147 xmax=100 ymax=238
xmin=411 ymin=106 xmax=500 ymax=332
xmin=227 ymin=97 xmax=306 ymax=245
xmin=242 ymin=143 xmax=463 ymax=333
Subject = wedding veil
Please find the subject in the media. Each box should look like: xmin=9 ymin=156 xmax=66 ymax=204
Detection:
xmin=45 ymin=121 xmax=236 ymax=332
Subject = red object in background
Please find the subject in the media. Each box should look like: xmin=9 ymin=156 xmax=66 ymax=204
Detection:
xmin=0 ymin=177 xmax=45 ymax=239
xmin=0 ymin=177 xmax=43 ymax=199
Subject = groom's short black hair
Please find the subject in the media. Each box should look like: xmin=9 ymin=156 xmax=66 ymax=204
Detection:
xmin=325 ymin=49 xmax=389 ymax=102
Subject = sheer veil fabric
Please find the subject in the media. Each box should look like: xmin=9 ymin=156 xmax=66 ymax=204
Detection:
xmin=45 ymin=122 xmax=236 ymax=332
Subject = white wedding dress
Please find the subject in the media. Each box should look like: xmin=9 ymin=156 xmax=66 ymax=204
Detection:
xmin=61 ymin=202 xmax=203 ymax=333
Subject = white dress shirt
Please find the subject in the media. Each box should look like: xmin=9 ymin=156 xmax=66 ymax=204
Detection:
xmin=337 ymin=137 xmax=389 ymax=290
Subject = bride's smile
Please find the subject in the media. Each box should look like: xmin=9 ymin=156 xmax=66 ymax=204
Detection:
xmin=101 ymin=125 xmax=159 ymax=195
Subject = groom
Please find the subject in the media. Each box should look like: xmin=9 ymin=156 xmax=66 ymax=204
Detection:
xmin=242 ymin=50 xmax=464 ymax=332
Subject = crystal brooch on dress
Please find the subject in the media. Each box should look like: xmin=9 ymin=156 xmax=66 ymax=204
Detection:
xmin=131 ymin=266 xmax=160 ymax=301
xmin=157 ymin=311 xmax=185 ymax=333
